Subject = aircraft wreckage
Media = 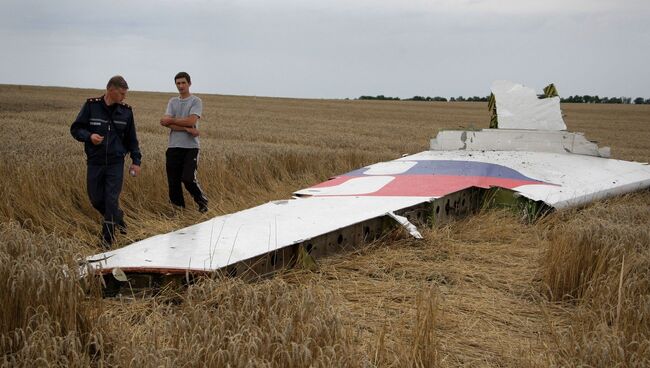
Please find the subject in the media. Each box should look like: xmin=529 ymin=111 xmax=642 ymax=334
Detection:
xmin=86 ymin=80 xmax=650 ymax=293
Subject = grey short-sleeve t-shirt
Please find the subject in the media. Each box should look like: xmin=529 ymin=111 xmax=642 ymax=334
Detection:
xmin=165 ymin=95 xmax=203 ymax=148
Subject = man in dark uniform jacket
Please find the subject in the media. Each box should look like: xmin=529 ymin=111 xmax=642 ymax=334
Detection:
xmin=71 ymin=75 xmax=142 ymax=248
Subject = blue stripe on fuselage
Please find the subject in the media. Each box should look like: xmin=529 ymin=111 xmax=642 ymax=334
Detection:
xmin=345 ymin=160 xmax=542 ymax=182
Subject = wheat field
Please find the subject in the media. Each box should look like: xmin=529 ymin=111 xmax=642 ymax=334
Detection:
xmin=1 ymin=84 xmax=649 ymax=367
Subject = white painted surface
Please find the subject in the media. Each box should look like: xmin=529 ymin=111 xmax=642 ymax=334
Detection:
xmin=387 ymin=212 xmax=423 ymax=239
xmin=298 ymin=176 xmax=395 ymax=196
xmin=87 ymin=149 xmax=650 ymax=274
xmin=491 ymin=80 xmax=567 ymax=131
xmin=403 ymin=150 xmax=650 ymax=209
xmin=365 ymin=161 xmax=417 ymax=175
xmin=430 ymin=129 xmax=610 ymax=157
xmin=87 ymin=196 xmax=430 ymax=273
xmin=84 ymin=81 xmax=649 ymax=275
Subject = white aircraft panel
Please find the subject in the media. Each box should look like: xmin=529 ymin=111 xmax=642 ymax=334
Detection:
xmin=87 ymin=196 xmax=430 ymax=273
xmin=85 ymin=80 xmax=650 ymax=278
xmin=87 ymin=149 xmax=650 ymax=275
xmin=491 ymin=80 xmax=567 ymax=130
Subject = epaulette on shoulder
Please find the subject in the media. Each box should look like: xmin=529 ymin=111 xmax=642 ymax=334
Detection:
xmin=119 ymin=102 xmax=132 ymax=110
xmin=87 ymin=96 xmax=103 ymax=103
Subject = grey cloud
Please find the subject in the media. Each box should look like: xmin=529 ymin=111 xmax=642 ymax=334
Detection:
xmin=1 ymin=0 xmax=649 ymax=98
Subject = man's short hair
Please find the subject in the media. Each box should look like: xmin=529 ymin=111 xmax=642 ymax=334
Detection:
xmin=107 ymin=75 xmax=129 ymax=90
xmin=175 ymin=72 xmax=191 ymax=84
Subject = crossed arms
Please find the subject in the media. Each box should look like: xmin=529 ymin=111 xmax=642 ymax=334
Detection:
xmin=160 ymin=115 xmax=200 ymax=137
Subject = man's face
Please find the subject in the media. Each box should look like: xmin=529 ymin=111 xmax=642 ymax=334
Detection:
xmin=107 ymin=86 xmax=127 ymax=103
xmin=175 ymin=78 xmax=190 ymax=94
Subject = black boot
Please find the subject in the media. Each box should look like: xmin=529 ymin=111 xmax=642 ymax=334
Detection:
xmin=197 ymin=196 xmax=209 ymax=213
xmin=198 ymin=202 xmax=209 ymax=213
xmin=117 ymin=218 xmax=128 ymax=235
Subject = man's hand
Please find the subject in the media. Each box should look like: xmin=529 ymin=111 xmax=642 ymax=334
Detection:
xmin=129 ymin=164 xmax=141 ymax=177
xmin=186 ymin=127 xmax=200 ymax=137
xmin=90 ymin=133 xmax=104 ymax=145
xmin=160 ymin=116 xmax=175 ymax=127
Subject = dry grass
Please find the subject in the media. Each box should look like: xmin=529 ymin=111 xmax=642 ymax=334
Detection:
xmin=0 ymin=222 xmax=100 ymax=366
xmin=541 ymin=192 xmax=650 ymax=367
xmin=96 ymin=278 xmax=364 ymax=367
xmin=1 ymin=84 xmax=649 ymax=367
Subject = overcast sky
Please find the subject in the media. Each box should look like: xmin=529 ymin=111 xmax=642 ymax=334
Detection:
xmin=1 ymin=0 xmax=649 ymax=99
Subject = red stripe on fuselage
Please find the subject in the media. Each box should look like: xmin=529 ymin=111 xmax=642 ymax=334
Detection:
xmin=310 ymin=176 xmax=350 ymax=188
xmin=308 ymin=175 xmax=545 ymax=197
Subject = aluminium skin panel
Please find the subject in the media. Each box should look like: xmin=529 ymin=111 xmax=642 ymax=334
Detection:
xmin=85 ymin=80 xmax=650 ymax=276
xmin=86 ymin=149 xmax=650 ymax=274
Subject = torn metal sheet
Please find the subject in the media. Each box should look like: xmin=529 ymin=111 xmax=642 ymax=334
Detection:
xmin=85 ymin=80 xmax=650 ymax=285
xmin=387 ymin=212 xmax=423 ymax=239
xmin=87 ymin=149 xmax=650 ymax=275
xmin=87 ymin=196 xmax=431 ymax=274
xmin=491 ymin=80 xmax=567 ymax=130
xmin=430 ymin=129 xmax=610 ymax=157
xmin=295 ymin=150 xmax=650 ymax=208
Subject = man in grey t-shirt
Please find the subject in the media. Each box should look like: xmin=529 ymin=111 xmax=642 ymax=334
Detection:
xmin=160 ymin=72 xmax=208 ymax=212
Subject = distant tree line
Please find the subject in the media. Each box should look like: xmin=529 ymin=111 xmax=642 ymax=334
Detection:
xmin=560 ymin=95 xmax=650 ymax=104
xmin=357 ymin=94 xmax=650 ymax=104
xmin=449 ymin=96 xmax=489 ymax=102
xmin=405 ymin=96 xmax=448 ymax=102
xmin=358 ymin=95 xmax=401 ymax=101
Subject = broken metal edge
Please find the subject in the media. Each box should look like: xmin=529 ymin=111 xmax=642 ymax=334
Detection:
xmin=89 ymin=185 xmax=562 ymax=296
xmin=430 ymin=129 xmax=611 ymax=158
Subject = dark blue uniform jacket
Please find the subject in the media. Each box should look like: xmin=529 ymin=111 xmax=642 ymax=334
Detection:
xmin=71 ymin=96 xmax=142 ymax=166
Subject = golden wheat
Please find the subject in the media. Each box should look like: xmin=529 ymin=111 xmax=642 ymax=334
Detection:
xmin=1 ymin=84 xmax=649 ymax=367
xmin=541 ymin=192 xmax=650 ymax=367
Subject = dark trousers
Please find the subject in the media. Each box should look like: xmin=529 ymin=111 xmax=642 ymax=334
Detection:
xmin=87 ymin=162 xmax=124 ymax=243
xmin=166 ymin=148 xmax=208 ymax=208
